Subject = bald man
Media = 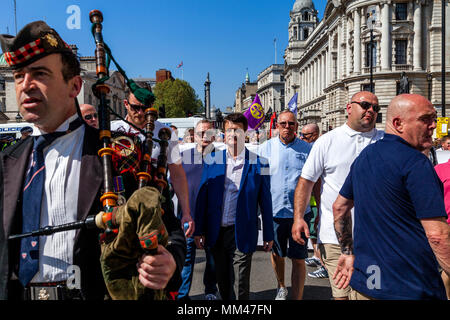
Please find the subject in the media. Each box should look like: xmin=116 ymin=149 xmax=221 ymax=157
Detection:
xmin=80 ymin=104 xmax=99 ymax=129
xmin=333 ymin=94 xmax=449 ymax=300
xmin=300 ymin=123 xmax=320 ymax=144
xmin=292 ymin=91 xmax=384 ymax=299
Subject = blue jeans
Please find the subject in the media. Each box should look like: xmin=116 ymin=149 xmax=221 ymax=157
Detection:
xmin=177 ymin=236 xmax=218 ymax=299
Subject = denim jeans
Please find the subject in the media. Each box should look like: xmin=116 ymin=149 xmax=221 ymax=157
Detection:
xmin=177 ymin=236 xmax=218 ymax=299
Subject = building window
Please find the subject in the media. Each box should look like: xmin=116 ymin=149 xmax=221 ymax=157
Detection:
xmin=304 ymin=28 xmax=309 ymax=40
xmin=362 ymin=83 xmax=375 ymax=93
xmin=395 ymin=3 xmax=407 ymax=20
xmin=333 ymin=57 xmax=338 ymax=81
xmin=303 ymin=12 xmax=310 ymax=21
xmin=365 ymin=42 xmax=377 ymax=67
xmin=89 ymin=94 xmax=92 ymax=105
xmin=376 ymin=112 xmax=382 ymax=123
xmin=293 ymin=27 xmax=298 ymax=40
xmin=395 ymin=40 xmax=407 ymax=65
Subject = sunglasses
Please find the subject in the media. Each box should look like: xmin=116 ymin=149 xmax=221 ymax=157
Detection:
xmin=278 ymin=121 xmax=296 ymax=127
xmin=351 ymin=101 xmax=380 ymax=113
xmin=84 ymin=113 xmax=98 ymax=121
xmin=300 ymin=132 xmax=313 ymax=138
xmin=195 ymin=131 xmax=214 ymax=138
xmin=127 ymin=100 xmax=149 ymax=112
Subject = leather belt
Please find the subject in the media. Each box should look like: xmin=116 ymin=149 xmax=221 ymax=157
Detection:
xmin=24 ymin=281 xmax=83 ymax=301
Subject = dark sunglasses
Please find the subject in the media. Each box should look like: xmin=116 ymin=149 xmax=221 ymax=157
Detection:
xmin=278 ymin=121 xmax=296 ymax=127
xmin=127 ymin=100 xmax=149 ymax=112
xmin=300 ymin=132 xmax=313 ymax=138
xmin=84 ymin=113 xmax=98 ymax=120
xmin=351 ymin=101 xmax=380 ymax=113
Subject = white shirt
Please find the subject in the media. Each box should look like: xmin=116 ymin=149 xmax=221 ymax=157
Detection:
xmin=29 ymin=114 xmax=85 ymax=283
xmin=436 ymin=149 xmax=450 ymax=164
xmin=300 ymin=124 xmax=384 ymax=245
xmin=111 ymin=120 xmax=181 ymax=164
xmin=221 ymin=148 xmax=245 ymax=227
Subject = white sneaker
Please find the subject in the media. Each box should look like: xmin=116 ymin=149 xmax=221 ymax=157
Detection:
xmin=305 ymin=256 xmax=322 ymax=268
xmin=205 ymin=293 xmax=218 ymax=300
xmin=275 ymin=287 xmax=288 ymax=300
xmin=308 ymin=266 xmax=329 ymax=279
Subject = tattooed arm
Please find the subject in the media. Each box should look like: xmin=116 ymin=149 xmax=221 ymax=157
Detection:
xmin=333 ymin=194 xmax=354 ymax=255
xmin=332 ymin=194 xmax=355 ymax=289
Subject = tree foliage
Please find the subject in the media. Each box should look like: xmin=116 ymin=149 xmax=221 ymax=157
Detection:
xmin=153 ymin=79 xmax=203 ymax=118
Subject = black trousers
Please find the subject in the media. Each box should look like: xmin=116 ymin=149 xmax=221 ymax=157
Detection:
xmin=210 ymin=225 xmax=253 ymax=300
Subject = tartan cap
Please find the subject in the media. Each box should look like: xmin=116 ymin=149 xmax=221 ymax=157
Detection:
xmin=0 ymin=21 xmax=74 ymax=69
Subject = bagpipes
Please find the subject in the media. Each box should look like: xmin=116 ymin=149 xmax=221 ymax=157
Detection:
xmin=9 ymin=10 xmax=172 ymax=300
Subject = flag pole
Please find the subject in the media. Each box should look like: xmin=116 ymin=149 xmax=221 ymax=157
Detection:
xmin=14 ymin=0 xmax=18 ymax=35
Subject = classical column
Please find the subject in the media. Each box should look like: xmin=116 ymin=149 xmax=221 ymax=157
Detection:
xmin=346 ymin=15 xmax=352 ymax=76
xmin=337 ymin=22 xmax=342 ymax=80
xmin=319 ymin=54 xmax=323 ymax=94
xmin=413 ymin=1 xmax=423 ymax=71
xmin=315 ymin=59 xmax=318 ymax=98
xmin=381 ymin=2 xmax=391 ymax=70
xmin=309 ymin=65 xmax=312 ymax=101
xmin=323 ymin=52 xmax=327 ymax=90
xmin=204 ymin=73 xmax=211 ymax=119
xmin=354 ymin=9 xmax=361 ymax=74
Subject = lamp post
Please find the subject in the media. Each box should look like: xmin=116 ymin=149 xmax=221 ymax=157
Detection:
xmin=15 ymin=112 xmax=22 ymax=122
xmin=367 ymin=14 xmax=375 ymax=93
xmin=427 ymin=72 xmax=432 ymax=101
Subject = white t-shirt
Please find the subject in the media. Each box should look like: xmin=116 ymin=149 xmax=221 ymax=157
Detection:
xmin=300 ymin=124 xmax=384 ymax=245
xmin=111 ymin=120 xmax=181 ymax=164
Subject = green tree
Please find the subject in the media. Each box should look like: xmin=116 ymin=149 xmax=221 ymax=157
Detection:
xmin=153 ymin=79 xmax=203 ymax=118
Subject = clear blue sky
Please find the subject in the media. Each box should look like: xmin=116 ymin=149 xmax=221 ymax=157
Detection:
xmin=1 ymin=0 xmax=327 ymax=111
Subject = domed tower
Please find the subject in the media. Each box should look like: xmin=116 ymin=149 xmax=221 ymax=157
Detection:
xmin=288 ymin=0 xmax=318 ymax=51
xmin=284 ymin=0 xmax=318 ymax=107
xmin=285 ymin=0 xmax=318 ymax=65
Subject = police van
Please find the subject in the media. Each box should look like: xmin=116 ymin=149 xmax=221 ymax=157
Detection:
xmin=0 ymin=122 xmax=35 ymax=139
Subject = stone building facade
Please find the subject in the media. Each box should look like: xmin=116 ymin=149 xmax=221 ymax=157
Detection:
xmin=257 ymin=64 xmax=286 ymax=114
xmin=234 ymin=73 xmax=258 ymax=113
xmin=284 ymin=0 xmax=450 ymax=133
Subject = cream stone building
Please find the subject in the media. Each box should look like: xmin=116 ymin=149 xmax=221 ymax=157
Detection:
xmin=234 ymin=72 xmax=258 ymax=113
xmin=257 ymin=64 xmax=286 ymax=114
xmin=284 ymin=0 xmax=450 ymax=132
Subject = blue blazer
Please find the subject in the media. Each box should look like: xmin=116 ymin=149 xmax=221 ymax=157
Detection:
xmin=194 ymin=148 xmax=274 ymax=253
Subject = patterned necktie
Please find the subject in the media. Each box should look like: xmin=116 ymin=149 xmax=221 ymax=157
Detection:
xmin=18 ymin=118 xmax=83 ymax=287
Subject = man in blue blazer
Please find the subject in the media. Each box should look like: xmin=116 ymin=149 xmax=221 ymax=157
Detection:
xmin=194 ymin=113 xmax=274 ymax=300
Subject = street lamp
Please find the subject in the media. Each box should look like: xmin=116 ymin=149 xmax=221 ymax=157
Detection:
xmin=15 ymin=112 xmax=22 ymax=122
xmin=367 ymin=13 xmax=375 ymax=93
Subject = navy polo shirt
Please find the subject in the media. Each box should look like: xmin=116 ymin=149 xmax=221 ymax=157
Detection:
xmin=340 ymin=134 xmax=447 ymax=300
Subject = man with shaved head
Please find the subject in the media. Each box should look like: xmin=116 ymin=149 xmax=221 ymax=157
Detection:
xmin=300 ymin=123 xmax=320 ymax=144
xmin=80 ymin=103 xmax=99 ymax=129
xmin=292 ymin=91 xmax=383 ymax=299
xmin=333 ymin=94 xmax=449 ymax=300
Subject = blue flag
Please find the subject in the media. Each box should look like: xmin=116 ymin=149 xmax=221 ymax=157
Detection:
xmin=288 ymin=93 xmax=298 ymax=116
